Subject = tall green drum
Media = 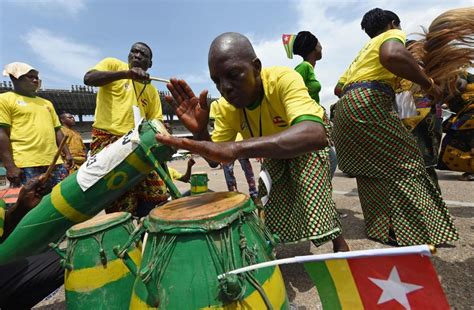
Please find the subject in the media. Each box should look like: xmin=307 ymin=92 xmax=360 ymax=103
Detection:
xmin=60 ymin=212 xmax=141 ymax=310
xmin=129 ymin=192 xmax=289 ymax=309
xmin=190 ymin=172 xmax=208 ymax=195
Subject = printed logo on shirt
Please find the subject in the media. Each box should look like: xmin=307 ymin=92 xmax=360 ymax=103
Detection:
xmin=124 ymin=82 xmax=131 ymax=91
xmin=273 ymin=116 xmax=287 ymax=127
xmin=16 ymin=100 xmax=27 ymax=106
xmin=141 ymin=98 xmax=149 ymax=107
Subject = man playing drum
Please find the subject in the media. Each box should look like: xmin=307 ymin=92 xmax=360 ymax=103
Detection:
xmin=157 ymin=32 xmax=349 ymax=252
xmin=84 ymin=42 xmax=168 ymax=217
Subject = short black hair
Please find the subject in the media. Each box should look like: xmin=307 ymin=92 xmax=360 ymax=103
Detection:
xmin=132 ymin=42 xmax=153 ymax=60
xmin=361 ymin=8 xmax=401 ymax=38
xmin=293 ymin=31 xmax=319 ymax=58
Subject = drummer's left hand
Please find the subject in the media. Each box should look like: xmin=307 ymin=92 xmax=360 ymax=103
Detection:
xmin=17 ymin=177 xmax=49 ymax=211
xmin=156 ymin=134 xmax=237 ymax=164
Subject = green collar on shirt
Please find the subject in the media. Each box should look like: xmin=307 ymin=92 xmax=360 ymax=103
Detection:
xmin=245 ymin=94 xmax=264 ymax=111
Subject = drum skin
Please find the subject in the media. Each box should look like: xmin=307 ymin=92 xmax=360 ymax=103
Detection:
xmin=0 ymin=121 xmax=175 ymax=264
xmin=129 ymin=192 xmax=289 ymax=309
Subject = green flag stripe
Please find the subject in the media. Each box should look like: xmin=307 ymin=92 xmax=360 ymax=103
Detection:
xmin=304 ymin=262 xmax=342 ymax=310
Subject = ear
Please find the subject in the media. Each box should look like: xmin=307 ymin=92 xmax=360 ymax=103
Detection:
xmin=252 ymin=57 xmax=262 ymax=73
xmin=148 ymin=60 xmax=153 ymax=69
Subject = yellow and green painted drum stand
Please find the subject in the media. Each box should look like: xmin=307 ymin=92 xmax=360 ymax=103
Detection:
xmin=51 ymin=212 xmax=141 ymax=310
xmin=190 ymin=172 xmax=209 ymax=195
xmin=0 ymin=120 xmax=177 ymax=264
xmin=120 ymin=192 xmax=289 ymax=309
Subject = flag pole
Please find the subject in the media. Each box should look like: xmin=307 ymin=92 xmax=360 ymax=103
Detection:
xmin=217 ymin=245 xmax=434 ymax=280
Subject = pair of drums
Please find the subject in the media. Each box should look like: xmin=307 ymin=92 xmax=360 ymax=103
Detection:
xmin=62 ymin=192 xmax=288 ymax=309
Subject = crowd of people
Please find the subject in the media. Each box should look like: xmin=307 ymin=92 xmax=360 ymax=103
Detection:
xmin=0 ymin=6 xmax=472 ymax=308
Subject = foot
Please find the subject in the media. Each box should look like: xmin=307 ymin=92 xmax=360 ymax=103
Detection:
xmin=332 ymin=236 xmax=350 ymax=252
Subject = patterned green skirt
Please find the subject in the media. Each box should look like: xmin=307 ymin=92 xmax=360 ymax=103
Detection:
xmin=258 ymin=149 xmax=342 ymax=246
xmin=333 ymin=82 xmax=459 ymax=246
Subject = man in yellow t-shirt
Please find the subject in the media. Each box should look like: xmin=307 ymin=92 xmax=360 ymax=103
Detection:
xmin=60 ymin=112 xmax=87 ymax=172
xmin=0 ymin=62 xmax=72 ymax=187
xmin=157 ymin=32 xmax=348 ymax=252
xmin=84 ymin=42 xmax=167 ymax=216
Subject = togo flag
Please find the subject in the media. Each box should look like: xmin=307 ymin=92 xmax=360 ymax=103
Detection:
xmin=218 ymin=245 xmax=449 ymax=310
xmin=282 ymin=34 xmax=296 ymax=59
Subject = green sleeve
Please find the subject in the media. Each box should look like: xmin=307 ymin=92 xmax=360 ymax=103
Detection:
xmin=291 ymin=114 xmax=323 ymax=126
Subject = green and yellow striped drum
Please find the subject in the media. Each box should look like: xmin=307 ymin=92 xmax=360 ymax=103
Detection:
xmin=128 ymin=192 xmax=289 ymax=309
xmin=190 ymin=172 xmax=209 ymax=195
xmin=61 ymin=212 xmax=141 ymax=310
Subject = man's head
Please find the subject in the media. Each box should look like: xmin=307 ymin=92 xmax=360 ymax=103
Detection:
xmin=3 ymin=62 xmax=40 ymax=96
xmin=128 ymin=42 xmax=153 ymax=71
xmin=208 ymin=32 xmax=263 ymax=108
xmin=361 ymin=8 xmax=401 ymax=38
xmin=60 ymin=112 xmax=75 ymax=127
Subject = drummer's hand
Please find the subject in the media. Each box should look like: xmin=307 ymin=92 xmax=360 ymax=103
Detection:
xmin=17 ymin=177 xmax=48 ymax=211
xmin=128 ymin=67 xmax=150 ymax=82
xmin=156 ymin=134 xmax=237 ymax=164
xmin=6 ymin=165 xmax=22 ymax=187
xmin=165 ymin=78 xmax=209 ymax=134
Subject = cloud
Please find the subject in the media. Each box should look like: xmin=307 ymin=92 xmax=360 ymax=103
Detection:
xmin=7 ymin=0 xmax=87 ymax=15
xmin=251 ymin=0 xmax=473 ymax=109
xmin=23 ymin=28 xmax=101 ymax=81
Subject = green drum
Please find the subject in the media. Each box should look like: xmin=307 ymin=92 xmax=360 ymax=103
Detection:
xmin=0 ymin=120 xmax=178 ymax=264
xmin=190 ymin=172 xmax=208 ymax=195
xmin=55 ymin=212 xmax=141 ymax=310
xmin=127 ymin=192 xmax=289 ymax=309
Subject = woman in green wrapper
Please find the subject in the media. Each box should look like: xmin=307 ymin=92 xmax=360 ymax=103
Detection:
xmin=332 ymin=8 xmax=458 ymax=246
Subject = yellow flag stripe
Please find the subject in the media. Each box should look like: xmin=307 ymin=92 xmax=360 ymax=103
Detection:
xmin=202 ymin=267 xmax=287 ymax=309
xmin=65 ymin=248 xmax=141 ymax=292
xmin=51 ymin=184 xmax=91 ymax=223
xmin=129 ymin=291 xmax=157 ymax=309
xmin=126 ymin=152 xmax=152 ymax=174
xmin=325 ymin=259 xmax=364 ymax=309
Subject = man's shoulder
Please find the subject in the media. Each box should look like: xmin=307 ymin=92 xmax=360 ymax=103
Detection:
xmin=262 ymin=66 xmax=302 ymax=94
xmin=92 ymin=57 xmax=128 ymax=71
xmin=0 ymin=91 xmax=16 ymax=101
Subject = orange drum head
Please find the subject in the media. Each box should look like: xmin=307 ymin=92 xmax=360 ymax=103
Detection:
xmin=150 ymin=192 xmax=248 ymax=221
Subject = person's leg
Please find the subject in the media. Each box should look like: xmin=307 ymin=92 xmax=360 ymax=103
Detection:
xmin=50 ymin=164 xmax=69 ymax=187
xmin=0 ymin=251 xmax=64 ymax=310
xmin=328 ymin=147 xmax=338 ymax=179
xmin=20 ymin=167 xmax=43 ymax=185
xmin=222 ymin=162 xmax=237 ymax=191
xmin=238 ymin=158 xmax=258 ymax=199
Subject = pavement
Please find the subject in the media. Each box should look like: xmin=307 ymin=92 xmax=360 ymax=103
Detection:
xmin=34 ymin=157 xmax=473 ymax=309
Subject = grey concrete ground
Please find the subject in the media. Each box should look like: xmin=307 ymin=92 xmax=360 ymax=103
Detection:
xmin=35 ymin=157 xmax=473 ymax=309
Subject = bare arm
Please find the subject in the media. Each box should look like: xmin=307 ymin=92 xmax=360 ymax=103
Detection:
xmin=56 ymin=129 xmax=73 ymax=168
xmin=0 ymin=127 xmax=21 ymax=185
xmin=380 ymin=40 xmax=432 ymax=90
xmin=156 ymin=121 xmax=327 ymax=164
xmin=84 ymin=67 xmax=150 ymax=87
xmin=178 ymin=158 xmax=195 ymax=183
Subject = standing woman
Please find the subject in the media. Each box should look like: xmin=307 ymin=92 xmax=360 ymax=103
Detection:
xmin=332 ymin=8 xmax=458 ymax=246
xmin=287 ymin=31 xmax=338 ymax=177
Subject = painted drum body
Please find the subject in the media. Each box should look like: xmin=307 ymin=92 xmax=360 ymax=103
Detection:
xmin=129 ymin=192 xmax=289 ymax=309
xmin=63 ymin=212 xmax=141 ymax=310
xmin=190 ymin=172 xmax=209 ymax=195
xmin=0 ymin=120 xmax=175 ymax=264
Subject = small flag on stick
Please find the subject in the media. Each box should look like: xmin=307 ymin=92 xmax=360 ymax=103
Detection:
xmin=282 ymin=34 xmax=296 ymax=59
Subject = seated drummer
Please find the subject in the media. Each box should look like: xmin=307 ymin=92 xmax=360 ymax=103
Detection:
xmin=157 ymin=32 xmax=349 ymax=252
xmin=0 ymin=177 xmax=63 ymax=309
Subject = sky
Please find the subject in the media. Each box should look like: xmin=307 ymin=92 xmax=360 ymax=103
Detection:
xmin=0 ymin=0 xmax=472 ymax=111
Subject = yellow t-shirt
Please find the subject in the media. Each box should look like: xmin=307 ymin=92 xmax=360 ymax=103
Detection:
xmin=90 ymin=58 xmax=163 ymax=136
xmin=0 ymin=92 xmax=62 ymax=167
xmin=168 ymin=167 xmax=183 ymax=180
xmin=0 ymin=198 xmax=5 ymax=238
xmin=339 ymin=29 xmax=406 ymax=88
xmin=212 ymin=67 xmax=325 ymax=143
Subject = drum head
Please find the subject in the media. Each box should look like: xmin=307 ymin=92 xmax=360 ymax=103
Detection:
xmin=147 ymin=192 xmax=255 ymax=233
xmin=67 ymin=212 xmax=131 ymax=238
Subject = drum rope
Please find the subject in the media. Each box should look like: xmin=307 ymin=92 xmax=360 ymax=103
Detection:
xmin=92 ymin=232 xmax=108 ymax=266
xmin=142 ymin=235 xmax=176 ymax=284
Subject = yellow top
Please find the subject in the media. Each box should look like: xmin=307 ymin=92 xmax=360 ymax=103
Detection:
xmin=168 ymin=167 xmax=183 ymax=180
xmin=0 ymin=92 xmax=62 ymax=167
xmin=339 ymin=29 xmax=406 ymax=88
xmin=211 ymin=67 xmax=324 ymax=143
xmin=61 ymin=127 xmax=86 ymax=159
xmin=90 ymin=57 xmax=163 ymax=136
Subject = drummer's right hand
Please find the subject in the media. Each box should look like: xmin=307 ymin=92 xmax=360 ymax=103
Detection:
xmin=165 ymin=78 xmax=210 ymax=134
xmin=17 ymin=177 xmax=48 ymax=211
xmin=6 ymin=166 xmax=22 ymax=187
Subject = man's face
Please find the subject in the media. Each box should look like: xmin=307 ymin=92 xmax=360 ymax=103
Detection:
xmin=128 ymin=43 xmax=152 ymax=71
xmin=209 ymin=54 xmax=262 ymax=109
xmin=62 ymin=114 xmax=75 ymax=126
xmin=18 ymin=70 xmax=40 ymax=93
